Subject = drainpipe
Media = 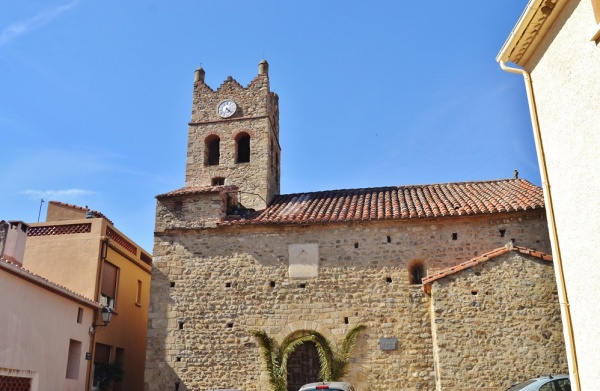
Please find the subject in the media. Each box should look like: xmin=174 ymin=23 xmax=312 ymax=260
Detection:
xmin=499 ymin=61 xmax=580 ymax=391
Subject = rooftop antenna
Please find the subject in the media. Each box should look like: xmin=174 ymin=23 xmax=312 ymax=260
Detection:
xmin=37 ymin=199 xmax=45 ymax=222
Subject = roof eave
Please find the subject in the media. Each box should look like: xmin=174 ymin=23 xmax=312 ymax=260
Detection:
xmin=0 ymin=259 xmax=102 ymax=309
xmin=496 ymin=0 xmax=569 ymax=66
xmin=422 ymin=244 xmax=553 ymax=293
xmin=156 ymin=185 xmax=239 ymax=199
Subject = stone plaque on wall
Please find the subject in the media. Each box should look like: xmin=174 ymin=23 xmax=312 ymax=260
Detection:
xmin=379 ymin=337 xmax=398 ymax=351
xmin=288 ymin=243 xmax=319 ymax=279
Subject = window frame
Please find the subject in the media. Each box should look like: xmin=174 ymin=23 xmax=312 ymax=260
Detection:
xmin=100 ymin=261 xmax=119 ymax=309
xmin=136 ymin=279 xmax=142 ymax=306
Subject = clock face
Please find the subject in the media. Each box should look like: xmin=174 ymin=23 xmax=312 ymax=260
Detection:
xmin=218 ymin=99 xmax=237 ymax=118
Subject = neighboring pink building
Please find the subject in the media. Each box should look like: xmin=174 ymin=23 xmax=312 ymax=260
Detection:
xmin=0 ymin=248 xmax=102 ymax=390
xmin=0 ymin=220 xmax=28 ymax=265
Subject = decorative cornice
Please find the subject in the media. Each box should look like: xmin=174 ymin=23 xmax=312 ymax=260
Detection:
xmin=188 ymin=114 xmax=270 ymax=126
xmin=497 ymin=0 xmax=568 ymax=66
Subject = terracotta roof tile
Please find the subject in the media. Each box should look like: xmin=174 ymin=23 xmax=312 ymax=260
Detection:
xmin=221 ymin=179 xmax=544 ymax=226
xmin=422 ymin=244 xmax=553 ymax=293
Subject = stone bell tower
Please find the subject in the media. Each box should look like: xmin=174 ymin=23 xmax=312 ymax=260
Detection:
xmin=184 ymin=60 xmax=280 ymax=210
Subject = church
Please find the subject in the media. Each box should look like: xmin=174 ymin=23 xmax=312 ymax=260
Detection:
xmin=144 ymin=61 xmax=567 ymax=391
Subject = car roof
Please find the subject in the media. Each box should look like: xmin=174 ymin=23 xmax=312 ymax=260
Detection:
xmin=299 ymin=382 xmax=353 ymax=391
xmin=507 ymin=375 xmax=570 ymax=391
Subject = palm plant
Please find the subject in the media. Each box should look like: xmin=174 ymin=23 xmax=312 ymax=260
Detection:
xmin=251 ymin=330 xmax=314 ymax=391
xmin=251 ymin=325 xmax=366 ymax=391
xmin=304 ymin=330 xmax=335 ymax=382
xmin=330 ymin=324 xmax=366 ymax=380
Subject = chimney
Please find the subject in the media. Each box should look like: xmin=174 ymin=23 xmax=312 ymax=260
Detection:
xmin=1 ymin=221 xmax=29 ymax=266
xmin=0 ymin=221 xmax=8 ymax=257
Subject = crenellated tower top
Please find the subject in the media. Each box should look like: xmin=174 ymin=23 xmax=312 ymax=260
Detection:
xmin=184 ymin=60 xmax=280 ymax=210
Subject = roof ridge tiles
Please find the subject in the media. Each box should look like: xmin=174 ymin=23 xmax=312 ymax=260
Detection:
xmin=269 ymin=178 xmax=529 ymax=198
xmin=219 ymin=178 xmax=544 ymax=226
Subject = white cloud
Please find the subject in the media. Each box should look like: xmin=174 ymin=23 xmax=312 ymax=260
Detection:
xmin=20 ymin=188 xmax=96 ymax=201
xmin=0 ymin=1 xmax=78 ymax=46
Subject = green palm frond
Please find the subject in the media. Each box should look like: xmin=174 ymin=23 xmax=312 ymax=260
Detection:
xmin=251 ymin=330 xmax=285 ymax=391
xmin=280 ymin=335 xmax=311 ymax=378
xmin=339 ymin=325 xmax=367 ymax=361
xmin=251 ymin=330 xmax=276 ymax=371
xmin=251 ymin=325 xmax=367 ymax=389
xmin=332 ymin=325 xmax=367 ymax=380
xmin=305 ymin=331 xmax=335 ymax=381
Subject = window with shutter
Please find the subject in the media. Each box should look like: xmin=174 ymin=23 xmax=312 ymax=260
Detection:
xmin=101 ymin=261 xmax=118 ymax=308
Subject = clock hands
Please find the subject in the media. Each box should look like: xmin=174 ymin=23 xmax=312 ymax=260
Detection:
xmin=218 ymin=100 xmax=237 ymax=118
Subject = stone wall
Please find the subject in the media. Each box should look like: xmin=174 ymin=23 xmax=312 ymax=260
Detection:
xmin=145 ymin=209 xmax=551 ymax=391
xmin=156 ymin=191 xmax=231 ymax=230
xmin=429 ymin=251 xmax=567 ymax=390
xmin=185 ymin=70 xmax=280 ymax=210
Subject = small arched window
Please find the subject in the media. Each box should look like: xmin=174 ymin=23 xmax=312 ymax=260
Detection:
xmin=236 ymin=133 xmax=250 ymax=163
xmin=205 ymin=136 xmax=220 ymax=166
xmin=408 ymin=259 xmax=426 ymax=285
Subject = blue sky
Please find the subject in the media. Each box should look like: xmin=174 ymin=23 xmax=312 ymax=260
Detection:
xmin=0 ymin=1 xmax=535 ymax=252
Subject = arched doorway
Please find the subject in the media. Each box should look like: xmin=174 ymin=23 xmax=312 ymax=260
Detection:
xmin=286 ymin=341 xmax=320 ymax=391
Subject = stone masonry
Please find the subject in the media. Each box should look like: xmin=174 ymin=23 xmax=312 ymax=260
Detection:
xmin=146 ymin=202 xmax=551 ymax=391
xmin=145 ymin=62 xmax=559 ymax=391
xmin=184 ymin=60 xmax=280 ymax=211
xmin=427 ymin=249 xmax=567 ymax=390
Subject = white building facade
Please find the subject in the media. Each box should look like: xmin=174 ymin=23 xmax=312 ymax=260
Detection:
xmin=497 ymin=1 xmax=600 ymax=389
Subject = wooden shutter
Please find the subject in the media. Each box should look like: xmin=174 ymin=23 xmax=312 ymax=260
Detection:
xmin=101 ymin=261 xmax=118 ymax=298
